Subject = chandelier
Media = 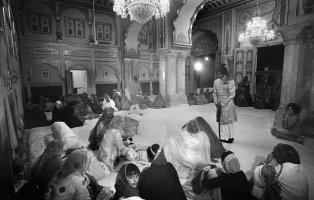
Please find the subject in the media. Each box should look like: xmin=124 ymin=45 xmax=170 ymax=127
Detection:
xmin=113 ymin=0 xmax=170 ymax=24
xmin=238 ymin=7 xmax=278 ymax=46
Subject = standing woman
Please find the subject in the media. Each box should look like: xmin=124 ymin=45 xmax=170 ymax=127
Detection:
xmin=138 ymin=144 xmax=187 ymax=200
xmin=255 ymin=75 xmax=267 ymax=109
xmin=213 ymin=64 xmax=237 ymax=143
xmin=237 ymin=76 xmax=250 ymax=107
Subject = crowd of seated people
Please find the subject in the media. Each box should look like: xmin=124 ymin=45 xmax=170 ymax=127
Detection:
xmin=187 ymin=88 xmax=214 ymax=105
xmin=18 ymin=97 xmax=310 ymax=200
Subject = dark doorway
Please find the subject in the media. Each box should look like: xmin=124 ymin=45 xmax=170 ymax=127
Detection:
xmin=256 ymin=45 xmax=284 ymax=110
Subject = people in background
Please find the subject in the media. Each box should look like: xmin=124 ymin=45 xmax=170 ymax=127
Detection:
xmin=128 ymin=75 xmax=143 ymax=115
xmin=236 ymin=76 xmax=251 ymax=107
xmin=23 ymin=102 xmax=50 ymax=129
xmin=102 ymin=94 xmax=118 ymax=111
xmin=213 ymin=64 xmax=237 ymax=143
xmin=112 ymin=163 xmax=141 ymax=200
xmin=163 ymin=119 xmax=212 ymax=179
xmin=88 ymin=108 xmax=114 ymax=150
xmin=59 ymin=101 xmax=84 ymax=128
xmin=198 ymin=88 xmax=209 ymax=104
xmin=75 ymin=96 xmax=88 ymax=118
xmin=153 ymin=93 xmax=166 ymax=108
xmin=44 ymin=149 xmax=91 ymax=200
xmin=87 ymin=94 xmax=103 ymax=114
xmin=255 ymin=75 xmax=267 ymax=109
xmin=271 ymin=103 xmax=304 ymax=144
xmin=137 ymin=144 xmax=187 ymax=200
xmin=113 ymin=92 xmax=122 ymax=111
xmin=201 ymin=150 xmax=251 ymax=200
xmin=38 ymin=95 xmax=47 ymax=111
xmin=251 ymin=143 xmax=309 ymax=200
xmin=50 ymin=101 xmax=63 ymax=125
xmin=205 ymin=89 xmax=214 ymax=103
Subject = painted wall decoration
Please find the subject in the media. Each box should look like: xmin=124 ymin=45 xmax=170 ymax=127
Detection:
xmin=27 ymin=11 xmax=51 ymax=34
xmin=64 ymin=17 xmax=84 ymax=38
xmin=303 ymin=0 xmax=314 ymax=14
xmin=41 ymin=71 xmax=50 ymax=80
xmin=223 ymin=10 xmax=233 ymax=55
xmin=194 ymin=15 xmax=222 ymax=49
xmin=192 ymin=33 xmax=218 ymax=54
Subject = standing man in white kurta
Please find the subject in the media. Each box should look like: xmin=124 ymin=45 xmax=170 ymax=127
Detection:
xmin=213 ymin=64 xmax=237 ymax=143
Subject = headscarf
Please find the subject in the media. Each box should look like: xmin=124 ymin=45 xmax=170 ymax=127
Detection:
xmin=59 ymin=149 xmax=89 ymax=178
xmin=29 ymin=139 xmax=63 ymax=180
xmin=221 ymin=152 xmax=241 ymax=174
xmin=55 ymin=101 xmax=63 ymax=109
xmin=113 ymin=164 xmax=140 ymax=200
xmin=109 ymin=115 xmax=125 ymax=131
xmin=149 ymin=144 xmax=167 ymax=165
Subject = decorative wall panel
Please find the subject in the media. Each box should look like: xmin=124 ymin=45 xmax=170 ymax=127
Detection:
xmin=223 ymin=10 xmax=233 ymax=55
xmin=64 ymin=50 xmax=91 ymax=57
xmin=94 ymin=51 xmax=117 ymax=58
xmin=65 ymin=60 xmax=91 ymax=69
xmin=26 ymin=47 xmax=60 ymax=55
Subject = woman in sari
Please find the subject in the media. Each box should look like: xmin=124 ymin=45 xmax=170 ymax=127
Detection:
xmin=98 ymin=115 xmax=129 ymax=171
xmin=29 ymin=139 xmax=64 ymax=195
xmin=112 ymin=163 xmax=142 ymax=200
xmin=163 ymin=119 xmax=212 ymax=178
xmin=137 ymin=144 xmax=187 ymax=200
xmin=87 ymin=94 xmax=103 ymax=114
xmin=199 ymin=88 xmax=209 ymax=104
xmin=44 ymin=149 xmax=91 ymax=200
xmin=76 ymin=97 xmax=88 ymax=118
xmin=255 ymin=75 xmax=267 ymax=109
xmin=236 ymin=76 xmax=250 ymax=107
xmin=88 ymin=108 xmax=114 ymax=150
xmin=252 ymin=143 xmax=309 ymax=200
xmin=271 ymin=103 xmax=304 ymax=144
xmin=201 ymin=151 xmax=251 ymax=200
xmin=153 ymin=93 xmax=166 ymax=108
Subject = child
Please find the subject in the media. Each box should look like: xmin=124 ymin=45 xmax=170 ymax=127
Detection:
xmin=112 ymin=163 xmax=141 ymax=200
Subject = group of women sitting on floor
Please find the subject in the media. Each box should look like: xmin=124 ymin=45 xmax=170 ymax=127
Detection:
xmin=187 ymin=88 xmax=214 ymax=105
xmin=18 ymin=104 xmax=309 ymax=200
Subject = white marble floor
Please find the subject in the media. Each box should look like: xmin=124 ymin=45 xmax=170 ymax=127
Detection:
xmin=75 ymin=104 xmax=314 ymax=199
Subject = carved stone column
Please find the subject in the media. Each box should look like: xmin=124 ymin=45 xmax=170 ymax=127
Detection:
xmin=54 ymin=2 xmax=62 ymax=41
xmin=26 ymin=76 xmax=32 ymax=101
xmin=88 ymin=9 xmax=94 ymax=44
xmin=177 ymin=52 xmax=189 ymax=102
xmin=156 ymin=53 xmax=166 ymax=95
xmin=165 ymin=51 xmax=178 ymax=96
xmin=61 ymin=77 xmax=66 ymax=97
xmin=149 ymin=73 xmax=153 ymax=95
xmin=123 ymin=59 xmax=132 ymax=90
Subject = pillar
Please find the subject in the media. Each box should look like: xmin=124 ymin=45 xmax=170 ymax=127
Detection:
xmin=26 ymin=76 xmax=32 ymax=101
xmin=156 ymin=53 xmax=166 ymax=95
xmin=88 ymin=9 xmax=94 ymax=44
xmin=61 ymin=77 xmax=66 ymax=96
xmin=54 ymin=2 xmax=62 ymax=41
xmin=177 ymin=52 xmax=189 ymax=102
xmin=149 ymin=74 xmax=153 ymax=95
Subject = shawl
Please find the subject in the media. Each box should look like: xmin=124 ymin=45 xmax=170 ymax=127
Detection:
xmin=29 ymin=139 xmax=63 ymax=180
xmin=59 ymin=149 xmax=89 ymax=178
xmin=112 ymin=164 xmax=140 ymax=200
xmin=88 ymin=108 xmax=114 ymax=150
xmin=222 ymin=154 xmax=241 ymax=174
xmin=151 ymin=147 xmax=167 ymax=166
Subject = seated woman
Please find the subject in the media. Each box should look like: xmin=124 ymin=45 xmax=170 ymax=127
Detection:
xmin=137 ymin=144 xmax=187 ymax=200
xmin=153 ymin=93 xmax=166 ymax=108
xmin=87 ymin=94 xmax=103 ymax=114
xmin=251 ymin=143 xmax=309 ymax=200
xmin=271 ymin=103 xmax=304 ymax=144
xmin=201 ymin=151 xmax=251 ymax=200
xmin=75 ymin=96 xmax=88 ymax=118
xmin=88 ymin=108 xmax=114 ymax=150
xmin=199 ymin=88 xmax=209 ymax=104
xmin=163 ymin=119 xmax=212 ymax=178
xmin=98 ymin=115 xmax=129 ymax=171
xmin=112 ymin=163 xmax=142 ymax=200
xmin=113 ymin=92 xmax=122 ymax=111
xmin=59 ymin=101 xmax=84 ymax=128
xmin=44 ymin=149 xmax=91 ymax=200
xmin=121 ymin=96 xmax=132 ymax=110
xmin=50 ymin=101 xmax=63 ymax=125
xmin=143 ymin=94 xmax=154 ymax=108
xmin=28 ymin=139 xmax=64 ymax=195
xmin=23 ymin=102 xmax=50 ymax=129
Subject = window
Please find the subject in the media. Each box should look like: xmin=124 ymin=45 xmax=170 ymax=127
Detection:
xmin=96 ymin=23 xmax=111 ymax=41
xmin=65 ymin=17 xmax=85 ymax=38
xmin=29 ymin=12 xmax=50 ymax=34
xmin=142 ymin=72 xmax=146 ymax=78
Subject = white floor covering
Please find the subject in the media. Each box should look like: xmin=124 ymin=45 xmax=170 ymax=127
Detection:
xmin=71 ymin=104 xmax=314 ymax=199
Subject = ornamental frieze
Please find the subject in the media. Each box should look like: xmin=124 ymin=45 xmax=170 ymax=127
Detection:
xmin=94 ymin=51 xmax=117 ymax=58
xmin=64 ymin=60 xmax=91 ymax=70
xmin=64 ymin=50 xmax=91 ymax=57
xmin=26 ymin=47 xmax=60 ymax=55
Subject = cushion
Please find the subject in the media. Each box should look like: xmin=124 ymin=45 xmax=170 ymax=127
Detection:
xmin=51 ymin=122 xmax=80 ymax=151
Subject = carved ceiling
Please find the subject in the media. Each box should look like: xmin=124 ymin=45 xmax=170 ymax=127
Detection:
xmin=197 ymin=0 xmax=254 ymax=20
xmin=56 ymin=0 xmax=114 ymax=8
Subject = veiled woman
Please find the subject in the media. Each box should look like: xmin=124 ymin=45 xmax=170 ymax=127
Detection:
xmin=29 ymin=139 xmax=64 ymax=195
xmin=44 ymin=149 xmax=91 ymax=200
xmin=163 ymin=119 xmax=212 ymax=178
xmin=237 ymin=76 xmax=250 ymax=107
xmin=137 ymin=144 xmax=187 ymax=200
xmin=252 ymin=143 xmax=309 ymax=200
xmin=88 ymin=108 xmax=114 ymax=150
xmin=255 ymin=75 xmax=267 ymax=109
xmin=98 ymin=115 xmax=129 ymax=171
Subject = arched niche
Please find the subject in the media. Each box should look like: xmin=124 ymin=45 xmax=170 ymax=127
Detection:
xmin=95 ymin=64 xmax=118 ymax=82
xmin=29 ymin=63 xmax=61 ymax=83
xmin=125 ymin=22 xmax=145 ymax=56
xmin=192 ymin=30 xmax=218 ymax=55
